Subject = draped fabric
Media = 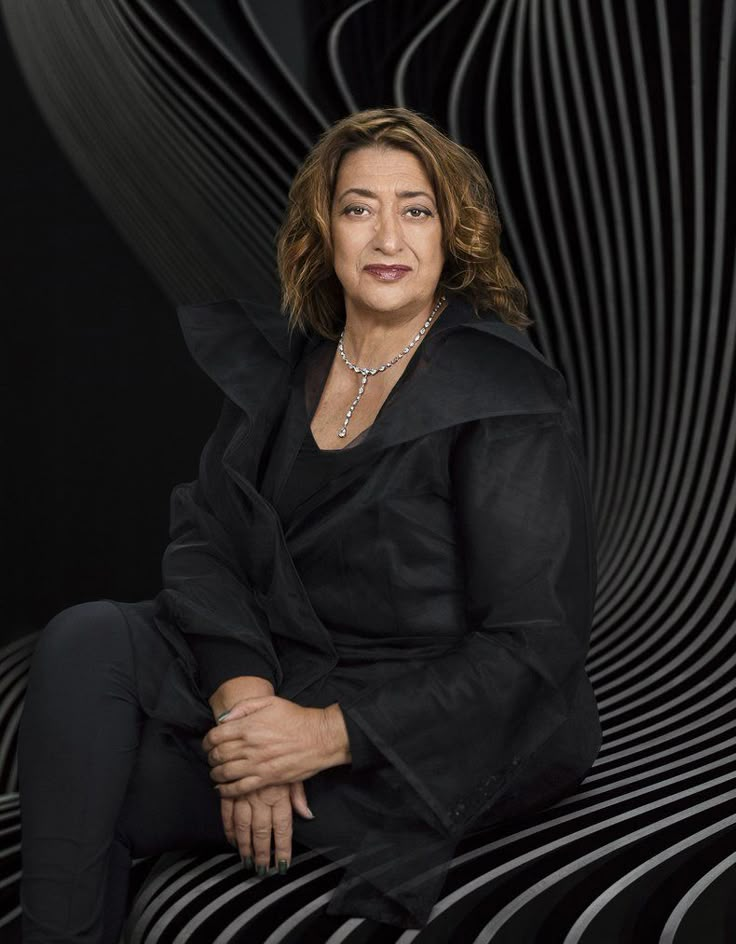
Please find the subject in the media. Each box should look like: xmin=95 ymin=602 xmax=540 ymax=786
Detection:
xmin=126 ymin=292 xmax=601 ymax=927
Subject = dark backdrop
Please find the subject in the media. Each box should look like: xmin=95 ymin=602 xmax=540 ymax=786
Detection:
xmin=3 ymin=21 xmax=220 ymax=637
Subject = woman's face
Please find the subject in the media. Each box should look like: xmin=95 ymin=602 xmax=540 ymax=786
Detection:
xmin=330 ymin=146 xmax=445 ymax=319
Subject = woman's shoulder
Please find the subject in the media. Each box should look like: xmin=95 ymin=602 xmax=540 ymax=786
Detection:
xmin=174 ymin=295 xmax=308 ymax=416
xmin=426 ymin=299 xmax=569 ymax=421
xmin=176 ymin=295 xmax=292 ymax=365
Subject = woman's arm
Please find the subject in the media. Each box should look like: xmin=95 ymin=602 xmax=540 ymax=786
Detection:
xmin=187 ymin=633 xmax=277 ymax=697
xmin=156 ymin=397 xmax=284 ymax=712
xmin=339 ymin=410 xmax=600 ymax=837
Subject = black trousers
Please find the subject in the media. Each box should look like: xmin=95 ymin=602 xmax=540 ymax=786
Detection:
xmin=17 ymin=600 xmax=259 ymax=943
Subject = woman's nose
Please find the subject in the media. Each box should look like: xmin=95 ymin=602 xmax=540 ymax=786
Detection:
xmin=372 ymin=211 xmax=402 ymax=251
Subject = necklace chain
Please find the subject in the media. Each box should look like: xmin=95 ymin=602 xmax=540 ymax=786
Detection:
xmin=335 ymin=294 xmax=446 ymax=439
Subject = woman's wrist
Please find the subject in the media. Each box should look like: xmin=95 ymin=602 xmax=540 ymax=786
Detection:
xmin=209 ymin=675 xmax=275 ymax=721
xmin=320 ymin=703 xmax=352 ymax=767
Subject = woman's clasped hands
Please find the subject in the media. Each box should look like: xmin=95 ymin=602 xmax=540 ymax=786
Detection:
xmin=201 ymin=693 xmax=348 ymax=877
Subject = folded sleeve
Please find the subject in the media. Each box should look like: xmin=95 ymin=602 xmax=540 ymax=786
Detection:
xmin=155 ymin=396 xmax=284 ymax=699
xmin=340 ymin=410 xmax=599 ymax=839
xmin=186 ymin=635 xmax=278 ymax=699
xmin=341 ymin=708 xmax=386 ymax=771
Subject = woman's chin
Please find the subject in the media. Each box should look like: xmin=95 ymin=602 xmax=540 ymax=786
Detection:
xmin=344 ymin=281 xmax=431 ymax=314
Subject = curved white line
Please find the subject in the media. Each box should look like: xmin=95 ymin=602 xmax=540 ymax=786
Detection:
xmin=212 ymin=854 xmax=355 ymax=942
xmin=137 ymin=0 xmax=312 ymax=156
xmin=477 ymin=789 xmax=736 ymax=942
xmin=128 ymin=853 xmax=205 ymax=944
xmin=485 ymin=0 xmax=560 ymax=358
xmin=170 ymin=848 xmax=340 ymax=941
xmin=564 ymin=814 xmax=736 ymax=944
xmin=659 ymin=849 xmax=736 ymax=943
xmin=447 ymin=0 xmax=499 ymax=141
xmin=601 ymin=673 xmax=736 ymax=741
xmin=574 ymin=0 xmax=654 ymax=611
xmin=393 ymin=0 xmax=465 ymax=106
xmin=326 ymin=0 xmax=377 ymax=114
xmin=394 ymin=771 xmax=736 ymax=942
xmin=0 ymin=906 xmax=22 ymax=930
xmin=596 ymin=700 xmax=736 ymax=764
xmin=323 ymin=918 xmax=367 ymax=944
xmin=597 ymin=637 xmax=736 ymax=723
xmin=554 ymin=734 xmax=736 ymax=806
xmin=586 ymin=0 xmax=669 ymax=652
xmin=578 ymin=718 xmax=736 ymax=784
xmin=239 ymin=0 xmax=331 ymax=129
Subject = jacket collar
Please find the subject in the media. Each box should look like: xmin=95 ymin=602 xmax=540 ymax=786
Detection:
xmin=176 ymin=292 xmax=568 ymax=453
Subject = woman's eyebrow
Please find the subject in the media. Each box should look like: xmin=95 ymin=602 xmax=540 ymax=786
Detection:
xmin=336 ymin=187 xmax=436 ymax=202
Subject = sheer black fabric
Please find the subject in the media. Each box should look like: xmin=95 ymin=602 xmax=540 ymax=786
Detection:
xmin=260 ymin=349 xmax=388 ymax=772
xmin=189 ymin=352 xmax=387 ymax=771
xmin=131 ymin=292 xmax=601 ymax=927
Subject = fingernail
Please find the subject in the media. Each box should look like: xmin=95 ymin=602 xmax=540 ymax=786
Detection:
xmin=306 ymin=806 xmax=316 ymax=819
xmin=257 ymin=864 xmax=266 ymax=877
xmin=278 ymin=859 xmax=288 ymax=875
xmin=217 ymin=710 xmax=231 ymax=723
xmin=244 ymin=855 xmax=253 ymax=870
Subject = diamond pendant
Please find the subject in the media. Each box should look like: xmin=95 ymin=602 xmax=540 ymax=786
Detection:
xmin=335 ymin=294 xmax=445 ymax=441
xmin=338 ymin=371 xmax=369 ymax=438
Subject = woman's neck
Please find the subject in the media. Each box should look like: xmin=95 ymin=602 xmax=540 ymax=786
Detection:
xmin=341 ymin=297 xmax=446 ymax=365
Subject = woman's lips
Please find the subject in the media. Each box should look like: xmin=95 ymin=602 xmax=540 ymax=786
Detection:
xmin=363 ymin=265 xmax=411 ymax=281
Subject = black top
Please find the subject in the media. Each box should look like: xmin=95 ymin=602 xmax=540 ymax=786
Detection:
xmin=260 ymin=350 xmax=385 ymax=771
xmin=270 ymin=420 xmax=351 ymax=521
xmin=190 ymin=338 xmax=385 ymax=770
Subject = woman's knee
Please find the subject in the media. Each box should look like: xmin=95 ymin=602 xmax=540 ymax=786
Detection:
xmin=34 ymin=600 xmax=129 ymax=662
xmin=27 ymin=601 xmax=136 ymax=695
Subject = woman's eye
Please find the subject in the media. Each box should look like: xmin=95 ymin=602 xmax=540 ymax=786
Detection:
xmin=342 ymin=205 xmax=433 ymax=218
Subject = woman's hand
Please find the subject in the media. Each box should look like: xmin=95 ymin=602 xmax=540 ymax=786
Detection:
xmin=220 ymin=780 xmax=313 ymax=875
xmin=208 ymin=675 xmax=278 ymax=848
xmin=202 ymin=695 xmax=350 ymax=797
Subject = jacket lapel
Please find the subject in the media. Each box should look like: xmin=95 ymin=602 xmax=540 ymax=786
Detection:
xmin=177 ymin=291 xmax=569 ymax=510
xmin=176 ymin=297 xmax=339 ymax=686
xmin=367 ymin=296 xmax=568 ymax=450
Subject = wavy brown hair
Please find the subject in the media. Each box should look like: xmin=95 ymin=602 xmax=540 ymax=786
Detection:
xmin=276 ymin=106 xmax=532 ymax=339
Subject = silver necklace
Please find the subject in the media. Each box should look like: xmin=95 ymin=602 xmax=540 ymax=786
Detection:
xmin=335 ymin=294 xmax=446 ymax=439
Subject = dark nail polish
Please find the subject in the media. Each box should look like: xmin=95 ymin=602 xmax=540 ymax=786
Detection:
xmin=257 ymin=864 xmax=266 ymax=877
xmin=244 ymin=855 xmax=253 ymax=870
xmin=278 ymin=859 xmax=288 ymax=875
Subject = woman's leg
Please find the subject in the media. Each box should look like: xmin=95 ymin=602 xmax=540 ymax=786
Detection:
xmin=99 ymin=718 xmax=232 ymax=943
xmin=18 ymin=600 xmax=148 ymax=942
xmin=18 ymin=598 xmax=235 ymax=943
xmin=19 ymin=598 xmax=259 ymax=943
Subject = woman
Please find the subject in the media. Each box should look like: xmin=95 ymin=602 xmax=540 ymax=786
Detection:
xmin=18 ymin=106 xmax=601 ymax=938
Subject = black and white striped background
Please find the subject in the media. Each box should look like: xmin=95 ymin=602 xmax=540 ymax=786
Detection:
xmin=1 ymin=1 xmax=734 ymax=940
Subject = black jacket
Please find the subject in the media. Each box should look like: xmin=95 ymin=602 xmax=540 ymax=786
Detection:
xmin=138 ymin=291 xmax=601 ymax=927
